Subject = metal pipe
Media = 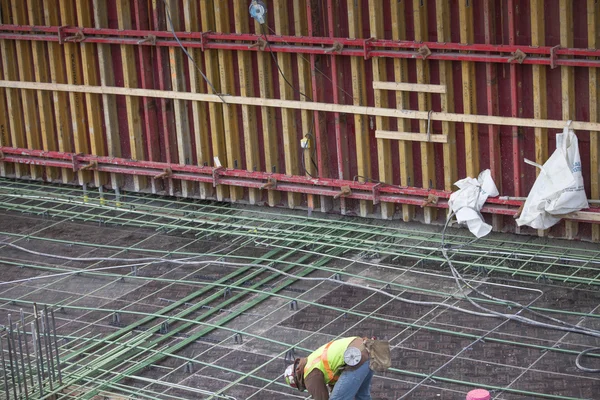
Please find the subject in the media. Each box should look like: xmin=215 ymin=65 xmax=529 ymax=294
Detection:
xmin=6 ymin=318 xmax=18 ymax=399
xmin=39 ymin=309 xmax=54 ymax=391
xmin=31 ymin=322 xmax=44 ymax=396
xmin=15 ymin=324 xmax=29 ymax=399
xmin=20 ymin=309 xmax=34 ymax=388
xmin=50 ymin=309 xmax=62 ymax=385
xmin=32 ymin=304 xmax=45 ymax=378
xmin=43 ymin=306 xmax=56 ymax=383
xmin=7 ymin=315 xmax=22 ymax=397
xmin=0 ymin=336 xmax=10 ymax=400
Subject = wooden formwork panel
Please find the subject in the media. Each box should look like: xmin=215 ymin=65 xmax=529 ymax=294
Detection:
xmin=0 ymin=0 xmax=600 ymax=241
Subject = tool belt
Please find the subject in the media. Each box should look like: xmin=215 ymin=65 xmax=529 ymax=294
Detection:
xmin=363 ymin=338 xmax=391 ymax=372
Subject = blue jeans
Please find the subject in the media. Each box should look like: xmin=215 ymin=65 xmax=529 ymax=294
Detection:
xmin=330 ymin=362 xmax=374 ymax=400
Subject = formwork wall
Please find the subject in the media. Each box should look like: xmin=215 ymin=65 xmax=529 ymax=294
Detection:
xmin=0 ymin=0 xmax=599 ymax=240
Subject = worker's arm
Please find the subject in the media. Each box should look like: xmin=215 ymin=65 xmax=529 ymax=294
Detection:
xmin=304 ymin=370 xmax=329 ymax=400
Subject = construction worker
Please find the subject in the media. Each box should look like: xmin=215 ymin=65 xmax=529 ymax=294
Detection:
xmin=284 ymin=336 xmax=374 ymax=400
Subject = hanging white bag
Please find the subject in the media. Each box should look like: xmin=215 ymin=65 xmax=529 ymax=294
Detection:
xmin=516 ymin=121 xmax=588 ymax=229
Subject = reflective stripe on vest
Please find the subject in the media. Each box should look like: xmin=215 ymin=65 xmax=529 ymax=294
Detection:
xmin=304 ymin=337 xmax=358 ymax=385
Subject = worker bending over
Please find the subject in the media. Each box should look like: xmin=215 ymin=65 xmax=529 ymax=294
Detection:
xmin=284 ymin=336 xmax=390 ymax=400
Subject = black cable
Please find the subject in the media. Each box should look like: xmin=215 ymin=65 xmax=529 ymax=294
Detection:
xmin=162 ymin=0 xmax=227 ymax=104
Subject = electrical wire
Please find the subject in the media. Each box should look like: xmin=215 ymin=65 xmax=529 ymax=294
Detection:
xmin=161 ymin=0 xmax=227 ymax=104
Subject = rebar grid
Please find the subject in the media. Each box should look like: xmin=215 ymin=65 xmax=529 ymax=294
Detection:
xmin=0 ymin=178 xmax=598 ymax=400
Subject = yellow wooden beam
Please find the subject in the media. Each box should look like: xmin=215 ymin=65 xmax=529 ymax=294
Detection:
xmin=369 ymin=0 xmax=393 ymax=219
xmin=184 ymin=0 xmax=212 ymax=199
xmin=293 ymin=0 xmax=318 ymax=211
xmin=560 ymin=0 xmax=578 ymax=239
xmin=11 ymin=1 xmax=42 ymax=180
xmin=0 ymin=53 xmax=9 ymax=177
xmin=391 ymin=0 xmax=414 ymax=222
xmin=44 ymin=3 xmax=74 ymax=183
xmin=200 ymin=1 xmax=228 ymax=202
xmin=436 ymin=0 xmax=457 ymax=193
xmin=373 ymin=81 xmax=447 ymax=94
xmin=459 ymin=0 xmax=479 ymax=177
xmin=348 ymin=0 xmax=372 ymax=217
xmin=588 ymin=0 xmax=600 ymax=242
xmin=59 ymin=0 xmax=91 ymax=185
xmin=92 ymin=0 xmax=121 ymax=189
xmin=413 ymin=0 xmax=436 ymax=224
xmin=76 ymin=0 xmax=106 ymax=187
xmin=233 ymin=0 xmax=260 ymax=186
xmin=254 ymin=20 xmax=280 ymax=207
xmin=27 ymin=0 xmax=58 ymax=182
xmin=166 ymin=0 xmax=194 ymax=198
xmin=274 ymin=3 xmax=301 ymax=208
xmin=376 ymin=130 xmax=448 ymax=143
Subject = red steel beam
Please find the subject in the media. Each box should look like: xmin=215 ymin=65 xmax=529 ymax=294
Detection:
xmin=2 ymin=24 xmax=600 ymax=67
xmin=508 ymin=0 xmax=522 ymax=197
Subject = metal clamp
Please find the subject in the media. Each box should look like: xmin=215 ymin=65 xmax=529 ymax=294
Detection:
xmin=137 ymin=35 xmax=157 ymax=45
xmin=417 ymin=45 xmax=432 ymax=60
xmin=325 ymin=41 xmax=344 ymax=54
xmin=261 ymin=177 xmax=277 ymax=190
xmin=421 ymin=193 xmax=438 ymax=208
xmin=363 ymin=37 xmax=374 ymax=60
xmin=334 ymin=185 xmax=352 ymax=200
xmin=550 ymin=45 xmax=561 ymax=69
xmin=372 ymin=183 xmax=381 ymax=205
xmin=79 ymin=160 xmax=98 ymax=172
xmin=63 ymin=29 xmax=85 ymax=43
xmin=249 ymin=36 xmax=267 ymax=51
xmin=153 ymin=167 xmax=172 ymax=180
xmin=507 ymin=48 xmax=527 ymax=64
xmin=200 ymin=31 xmax=212 ymax=52
xmin=212 ymin=166 xmax=225 ymax=188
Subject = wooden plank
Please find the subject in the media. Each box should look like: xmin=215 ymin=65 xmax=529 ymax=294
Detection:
xmin=233 ymin=0 xmax=259 ymax=204
xmin=59 ymin=0 xmax=91 ymax=185
xmin=376 ymin=131 xmax=448 ymax=143
xmin=27 ymin=0 xmax=58 ymax=182
xmin=589 ymin=0 xmax=600 ymax=242
xmin=348 ymin=0 xmax=372 ymax=217
xmin=44 ymin=4 xmax=73 ymax=183
xmin=254 ymin=20 xmax=280 ymax=207
xmin=184 ymin=0 xmax=212 ymax=200
xmin=92 ymin=0 xmax=121 ymax=189
xmin=391 ymin=0 xmax=414 ymax=222
xmin=294 ymin=0 xmax=317 ymax=211
xmin=75 ymin=0 xmax=106 ymax=187
xmin=531 ymin=0 xmax=548 ymax=237
xmin=459 ymin=0 xmax=479 ymax=177
xmin=369 ymin=0 xmax=394 ymax=220
xmin=436 ymin=0 xmax=457 ymax=193
xmin=165 ymin=0 xmax=193 ymax=198
xmin=11 ymin=1 xmax=42 ymax=180
xmin=8 ymin=81 xmax=600 ymax=132
xmin=0 ymin=47 xmax=8 ymax=177
xmin=273 ymin=3 xmax=301 ymax=208
xmin=200 ymin=1 xmax=228 ymax=202
xmin=560 ymin=0 xmax=578 ymax=239
xmin=1 ymin=1 xmax=26 ymax=178
xmin=373 ymin=81 xmax=447 ymax=94
xmin=413 ymin=0 xmax=436 ymax=224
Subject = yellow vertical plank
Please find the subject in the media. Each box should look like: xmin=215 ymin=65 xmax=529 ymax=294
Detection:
xmin=27 ymin=0 xmax=58 ymax=182
xmin=273 ymin=3 xmax=300 ymax=208
xmin=459 ymin=0 xmax=479 ymax=177
xmin=184 ymin=0 xmax=212 ymax=199
xmin=76 ymin=0 xmax=106 ymax=187
xmin=1 ymin=1 xmax=25 ymax=178
xmin=11 ymin=2 xmax=42 ymax=180
xmin=589 ymin=0 xmax=600 ymax=242
xmin=531 ymin=0 xmax=548 ymax=237
xmin=413 ymin=0 xmax=436 ymax=224
xmin=348 ymin=0 xmax=372 ymax=218
xmin=59 ymin=0 xmax=91 ymax=185
xmin=92 ymin=0 xmax=121 ymax=189
xmin=0 ymin=52 xmax=9 ymax=177
xmin=435 ymin=0 xmax=457 ymax=193
xmin=560 ymin=0 xmax=578 ymax=239
xmin=117 ymin=0 xmax=147 ymax=193
xmin=166 ymin=0 xmax=194 ymax=198
xmin=44 ymin=5 xmax=73 ymax=183
xmin=233 ymin=0 xmax=260 ymax=204
xmin=200 ymin=0 xmax=229 ymax=201
xmin=254 ymin=20 xmax=280 ymax=207
xmin=391 ymin=0 xmax=414 ymax=222
xmin=293 ymin=0 xmax=318 ymax=210
xmin=368 ymin=0 xmax=393 ymax=219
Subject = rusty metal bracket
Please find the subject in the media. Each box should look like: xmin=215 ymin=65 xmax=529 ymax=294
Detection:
xmin=200 ymin=31 xmax=211 ymax=52
xmin=249 ymin=36 xmax=267 ymax=51
xmin=550 ymin=45 xmax=561 ymax=69
xmin=78 ymin=160 xmax=98 ymax=172
xmin=325 ymin=41 xmax=344 ymax=54
xmin=372 ymin=183 xmax=381 ymax=205
xmin=64 ymin=29 xmax=85 ymax=43
xmin=260 ymin=177 xmax=277 ymax=190
xmin=363 ymin=37 xmax=374 ymax=60
xmin=137 ymin=35 xmax=157 ymax=46
xmin=417 ymin=45 xmax=432 ymax=60
xmin=421 ymin=194 xmax=438 ymax=208
xmin=334 ymin=185 xmax=352 ymax=200
xmin=507 ymin=48 xmax=527 ymax=64
xmin=212 ymin=166 xmax=225 ymax=188
xmin=153 ymin=167 xmax=172 ymax=180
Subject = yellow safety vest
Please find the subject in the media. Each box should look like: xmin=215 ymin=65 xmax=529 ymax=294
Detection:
xmin=304 ymin=337 xmax=358 ymax=385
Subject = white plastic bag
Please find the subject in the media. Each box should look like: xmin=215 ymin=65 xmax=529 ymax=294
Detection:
xmin=516 ymin=121 xmax=588 ymax=229
xmin=448 ymin=169 xmax=499 ymax=238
